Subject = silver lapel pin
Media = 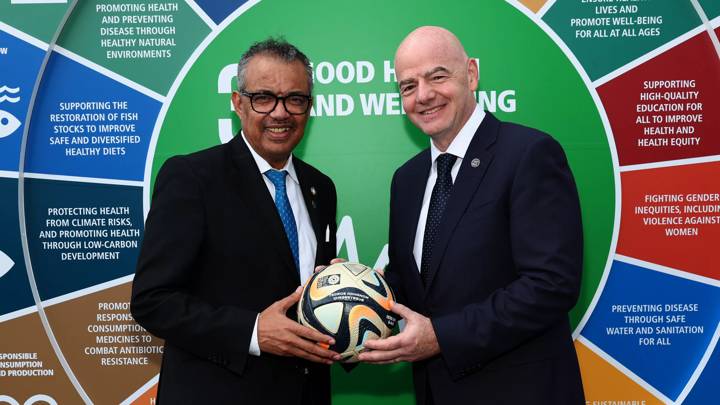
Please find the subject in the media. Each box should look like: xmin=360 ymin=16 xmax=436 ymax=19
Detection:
xmin=471 ymin=158 xmax=481 ymax=168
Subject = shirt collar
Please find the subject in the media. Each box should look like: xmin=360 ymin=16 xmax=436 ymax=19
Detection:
xmin=430 ymin=104 xmax=486 ymax=163
xmin=241 ymin=131 xmax=299 ymax=185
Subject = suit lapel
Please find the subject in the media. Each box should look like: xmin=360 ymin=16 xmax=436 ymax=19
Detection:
xmin=423 ymin=113 xmax=500 ymax=295
xmin=400 ymin=151 xmax=432 ymax=289
xmin=294 ymin=160 xmax=324 ymax=264
xmin=229 ymin=135 xmax=299 ymax=282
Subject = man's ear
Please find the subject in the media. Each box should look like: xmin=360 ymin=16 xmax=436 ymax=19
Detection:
xmin=467 ymin=58 xmax=479 ymax=91
xmin=231 ymin=91 xmax=244 ymax=118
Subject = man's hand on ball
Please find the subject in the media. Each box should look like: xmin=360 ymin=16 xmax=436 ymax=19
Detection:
xmin=313 ymin=257 xmax=347 ymax=273
xmin=358 ymin=302 xmax=440 ymax=364
xmin=258 ymin=287 xmax=341 ymax=364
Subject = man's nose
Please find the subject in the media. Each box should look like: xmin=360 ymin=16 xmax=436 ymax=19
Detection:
xmin=269 ymin=98 xmax=291 ymax=119
xmin=416 ymin=81 xmax=435 ymax=104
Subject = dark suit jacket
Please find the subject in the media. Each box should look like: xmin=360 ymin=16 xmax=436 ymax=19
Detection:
xmin=386 ymin=113 xmax=585 ymax=404
xmin=131 ymin=135 xmax=337 ymax=404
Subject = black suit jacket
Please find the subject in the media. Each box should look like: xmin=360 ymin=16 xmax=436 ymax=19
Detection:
xmin=131 ymin=135 xmax=337 ymax=404
xmin=386 ymin=113 xmax=585 ymax=404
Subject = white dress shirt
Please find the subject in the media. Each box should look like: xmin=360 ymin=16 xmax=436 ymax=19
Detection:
xmin=413 ymin=105 xmax=486 ymax=272
xmin=241 ymin=132 xmax=317 ymax=355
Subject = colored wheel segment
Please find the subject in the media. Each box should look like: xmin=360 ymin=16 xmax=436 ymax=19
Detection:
xmin=575 ymin=339 xmax=664 ymax=405
xmin=0 ymin=312 xmax=84 ymax=403
xmin=618 ymin=162 xmax=720 ymax=279
xmin=25 ymin=51 xmax=161 ymax=181
xmin=0 ymin=178 xmax=34 ymax=317
xmin=0 ymin=28 xmax=45 ymax=171
xmin=23 ymin=179 xmax=144 ymax=300
xmin=597 ymin=30 xmax=720 ymax=166
xmin=41 ymin=282 xmax=163 ymax=404
xmin=56 ymin=0 xmax=211 ymax=95
xmin=542 ymin=0 xmax=702 ymax=80
xmin=580 ymin=260 xmax=720 ymax=401
xmin=0 ymin=1 xmax=69 ymax=43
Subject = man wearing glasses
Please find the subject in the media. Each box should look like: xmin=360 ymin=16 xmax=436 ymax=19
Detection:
xmin=131 ymin=38 xmax=340 ymax=404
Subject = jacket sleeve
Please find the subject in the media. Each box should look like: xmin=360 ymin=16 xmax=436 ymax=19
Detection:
xmin=130 ymin=156 xmax=257 ymax=375
xmin=431 ymin=135 xmax=583 ymax=378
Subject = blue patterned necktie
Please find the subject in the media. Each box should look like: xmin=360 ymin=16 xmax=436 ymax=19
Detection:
xmin=420 ymin=153 xmax=457 ymax=286
xmin=265 ymin=169 xmax=299 ymax=271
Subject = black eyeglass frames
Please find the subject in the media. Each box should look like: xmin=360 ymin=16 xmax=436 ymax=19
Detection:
xmin=240 ymin=91 xmax=312 ymax=115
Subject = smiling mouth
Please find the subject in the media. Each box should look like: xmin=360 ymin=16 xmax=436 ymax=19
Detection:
xmin=267 ymin=127 xmax=291 ymax=133
xmin=420 ymin=105 xmax=444 ymax=115
xmin=265 ymin=126 xmax=294 ymax=140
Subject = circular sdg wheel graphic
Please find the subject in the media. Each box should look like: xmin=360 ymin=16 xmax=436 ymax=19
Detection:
xmin=155 ymin=0 xmax=614 ymax=400
xmin=1 ymin=0 xmax=718 ymax=404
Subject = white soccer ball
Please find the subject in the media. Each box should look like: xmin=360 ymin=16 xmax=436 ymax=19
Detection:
xmin=298 ymin=262 xmax=397 ymax=362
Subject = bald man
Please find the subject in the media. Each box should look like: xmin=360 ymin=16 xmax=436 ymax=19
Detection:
xmin=360 ymin=26 xmax=585 ymax=404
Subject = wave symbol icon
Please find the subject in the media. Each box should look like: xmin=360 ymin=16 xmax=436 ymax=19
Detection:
xmin=0 ymin=85 xmax=20 ymax=103
xmin=0 ymin=250 xmax=14 ymax=279
xmin=0 ymin=110 xmax=21 ymax=138
xmin=0 ymin=85 xmax=19 ymax=94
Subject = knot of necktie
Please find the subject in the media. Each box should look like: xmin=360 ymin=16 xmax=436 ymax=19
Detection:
xmin=436 ymin=153 xmax=457 ymax=179
xmin=265 ymin=169 xmax=288 ymax=190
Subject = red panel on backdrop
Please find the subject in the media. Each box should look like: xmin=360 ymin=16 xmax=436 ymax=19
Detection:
xmin=618 ymin=162 xmax=720 ymax=279
xmin=597 ymin=31 xmax=720 ymax=166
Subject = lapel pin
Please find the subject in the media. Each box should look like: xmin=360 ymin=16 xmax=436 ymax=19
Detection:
xmin=471 ymin=158 xmax=481 ymax=168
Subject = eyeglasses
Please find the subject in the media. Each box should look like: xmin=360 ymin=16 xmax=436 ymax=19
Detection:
xmin=240 ymin=91 xmax=311 ymax=115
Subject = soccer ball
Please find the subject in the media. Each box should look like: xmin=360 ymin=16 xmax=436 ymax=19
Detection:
xmin=298 ymin=262 xmax=397 ymax=362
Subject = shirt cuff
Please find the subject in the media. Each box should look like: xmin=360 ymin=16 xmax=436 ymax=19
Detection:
xmin=249 ymin=313 xmax=261 ymax=356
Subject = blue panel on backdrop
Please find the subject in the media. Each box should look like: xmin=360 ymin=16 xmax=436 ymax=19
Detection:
xmin=194 ymin=0 xmax=249 ymax=24
xmin=581 ymin=260 xmax=720 ymax=401
xmin=25 ymin=51 xmax=160 ymax=181
xmin=0 ymin=29 xmax=45 ymax=172
xmin=24 ymin=178 xmax=144 ymax=300
xmin=682 ymin=340 xmax=720 ymax=405
xmin=0 ymin=178 xmax=35 ymax=316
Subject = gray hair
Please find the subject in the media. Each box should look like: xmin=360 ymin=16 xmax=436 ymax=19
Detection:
xmin=237 ymin=38 xmax=313 ymax=93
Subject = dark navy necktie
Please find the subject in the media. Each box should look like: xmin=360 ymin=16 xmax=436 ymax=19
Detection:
xmin=420 ymin=153 xmax=457 ymax=286
xmin=265 ymin=169 xmax=300 ymax=270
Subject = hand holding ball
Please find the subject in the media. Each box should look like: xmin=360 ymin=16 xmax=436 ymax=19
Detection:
xmin=298 ymin=262 xmax=397 ymax=362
